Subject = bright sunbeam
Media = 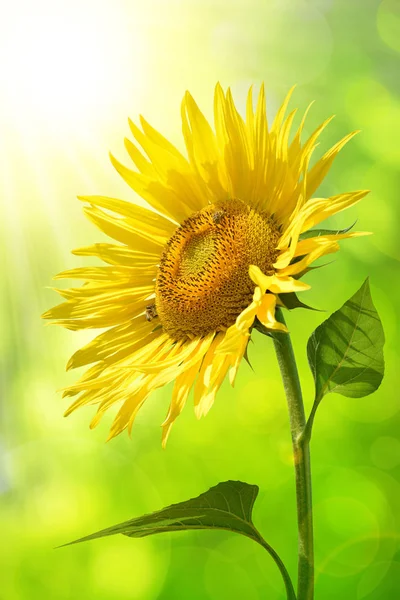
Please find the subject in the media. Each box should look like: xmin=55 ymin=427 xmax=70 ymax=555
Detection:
xmin=0 ymin=0 xmax=150 ymax=357
xmin=0 ymin=0 xmax=147 ymax=131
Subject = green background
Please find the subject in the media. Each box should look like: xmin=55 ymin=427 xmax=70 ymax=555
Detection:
xmin=0 ymin=0 xmax=399 ymax=598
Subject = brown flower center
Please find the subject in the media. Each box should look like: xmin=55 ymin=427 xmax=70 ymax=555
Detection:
xmin=155 ymin=199 xmax=281 ymax=340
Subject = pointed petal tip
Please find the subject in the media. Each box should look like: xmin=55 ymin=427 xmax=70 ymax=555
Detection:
xmin=105 ymin=425 xmax=119 ymax=441
xmin=194 ymin=405 xmax=203 ymax=420
xmin=161 ymin=424 xmax=171 ymax=449
xmin=139 ymin=113 xmax=153 ymax=133
xmin=215 ymin=81 xmax=225 ymax=97
xmin=108 ymin=152 xmax=118 ymax=171
xmin=82 ymin=204 xmax=93 ymax=215
xmin=52 ymin=272 xmax=66 ymax=281
xmin=109 ymin=151 xmax=119 ymax=167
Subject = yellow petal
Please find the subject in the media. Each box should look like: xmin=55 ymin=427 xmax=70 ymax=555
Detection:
xmin=193 ymin=334 xmax=224 ymax=414
xmin=288 ymin=101 xmax=314 ymax=163
xmin=256 ymin=294 xmax=288 ymax=332
xmin=306 ymin=131 xmax=360 ymax=198
xmin=71 ymin=243 xmax=160 ymax=267
xmin=110 ymin=153 xmax=189 ymax=223
xmin=290 ymin=231 xmax=371 ymax=258
xmin=161 ymin=359 xmax=201 ymax=448
xmin=301 ymin=190 xmax=370 ymax=232
xmin=83 ymin=205 xmax=165 ymax=251
xmin=270 ymin=85 xmax=296 ymax=134
xmin=124 ymin=136 xmax=155 ymax=177
xmin=139 ymin=114 xmax=185 ymax=159
xmin=278 ymin=241 xmax=339 ymax=277
xmin=195 ymin=355 xmax=230 ymax=419
xmin=249 ymin=265 xmax=311 ymax=294
xmin=78 ymin=194 xmax=176 ymax=237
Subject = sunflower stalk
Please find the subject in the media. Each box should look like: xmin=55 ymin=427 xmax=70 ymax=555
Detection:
xmin=272 ymin=308 xmax=314 ymax=600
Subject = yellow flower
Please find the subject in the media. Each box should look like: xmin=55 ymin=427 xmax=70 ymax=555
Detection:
xmin=43 ymin=84 xmax=369 ymax=446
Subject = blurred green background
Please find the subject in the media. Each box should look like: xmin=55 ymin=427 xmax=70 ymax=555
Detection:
xmin=0 ymin=0 xmax=399 ymax=598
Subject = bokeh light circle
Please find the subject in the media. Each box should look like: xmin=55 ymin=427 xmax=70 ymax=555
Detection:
xmin=377 ymin=0 xmax=400 ymax=53
xmin=204 ymin=543 xmax=262 ymax=600
xmin=314 ymin=496 xmax=380 ymax=577
xmin=357 ymin=560 xmax=400 ymax=598
xmin=345 ymin=79 xmax=400 ymax=168
xmin=370 ymin=436 xmax=400 ymax=470
xmin=211 ymin=0 xmax=332 ymax=86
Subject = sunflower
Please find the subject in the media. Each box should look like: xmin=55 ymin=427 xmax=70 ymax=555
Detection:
xmin=43 ymin=84 xmax=369 ymax=446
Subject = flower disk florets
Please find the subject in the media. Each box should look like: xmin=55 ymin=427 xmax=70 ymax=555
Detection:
xmin=155 ymin=199 xmax=281 ymax=340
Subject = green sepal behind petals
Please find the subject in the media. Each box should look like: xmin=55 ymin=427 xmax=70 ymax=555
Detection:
xmin=299 ymin=221 xmax=357 ymax=241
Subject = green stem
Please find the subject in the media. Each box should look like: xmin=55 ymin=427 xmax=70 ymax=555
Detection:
xmin=255 ymin=534 xmax=297 ymax=600
xmin=272 ymin=309 xmax=314 ymax=600
xmin=301 ymin=400 xmax=319 ymax=445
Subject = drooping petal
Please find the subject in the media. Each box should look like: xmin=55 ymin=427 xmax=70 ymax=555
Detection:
xmin=161 ymin=360 xmax=202 ymax=447
xmin=195 ymin=354 xmax=230 ymax=419
xmin=256 ymin=294 xmax=287 ymax=332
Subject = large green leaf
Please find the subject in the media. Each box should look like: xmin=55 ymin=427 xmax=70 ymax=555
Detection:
xmin=62 ymin=480 xmax=296 ymax=599
xmin=65 ymin=480 xmax=259 ymax=543
xmin=307 ymin=278 xmax=384 ymax=403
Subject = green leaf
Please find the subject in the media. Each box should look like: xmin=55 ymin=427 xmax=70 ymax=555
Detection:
xmin=279 ymin=292 xmax=320 ymax=312
xmin=307 ymin=278 xmax=384 ymax=403
xmin=299 ymin=221 xmax=356 ymax=241
xmin=65 ymin=481 xmax=261 ymax=544
xmin=61 ymin=480 xmax=296 ymax=599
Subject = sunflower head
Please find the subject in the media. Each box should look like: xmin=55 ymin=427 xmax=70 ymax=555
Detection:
xmin=43 ymin=83 xmax=369 ymax=446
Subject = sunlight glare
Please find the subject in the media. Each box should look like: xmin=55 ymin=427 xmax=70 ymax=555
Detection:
xmin=0 ymin=0 xmax=147 ymax=131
